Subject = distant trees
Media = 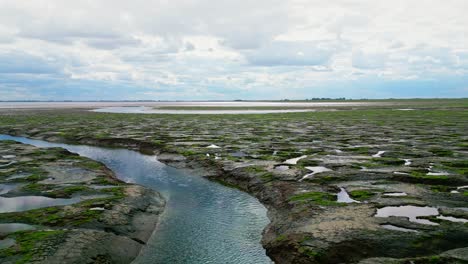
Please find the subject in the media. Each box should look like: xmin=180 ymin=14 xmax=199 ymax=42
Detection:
xmin=307 ymin=97 xmax=346 ymax=101
xmin=279 ymin=98 xmax=347 ymax=101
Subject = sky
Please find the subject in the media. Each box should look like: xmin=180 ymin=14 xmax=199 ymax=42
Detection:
xmin=0 ymin=0 xmax=467 ymax=100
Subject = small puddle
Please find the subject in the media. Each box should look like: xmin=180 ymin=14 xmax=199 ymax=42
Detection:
xmin=206 ymin=144 xmax=221 ymax=149
xmin=403 ymin=159 xmax=412 ymax=166
xmin=375 ymin=206 xmax=439 ymax=225
xmin=0 ymin=238 xmax=15 ymax=250
xmin=284 ymin=155 xmax=307 ymax=165
xmin=300 ymin=166 xmax=332 ymax=181
xmin=2 ymin=155 xmax=16 ymax=159
xmin=393 ymin=172 xmax=409 ymax=175
xmin=0 ymin=223 xmax=35 ymax=234
xmin=337 ymin=188 xmax=360 ymax=203
xmin=90 ymin=207 xmax=105 ymax=211
xmin=427 ymin=172 xmax=449 ymax=176
xmin=6 ymin=173 xmax=32 ymax=181
xmin=372 ymin=151 xmax=385 ymax=158
xmin=383 ymin=192 xmax=408 ymax=197
xmin=436 ymin=215 xmax=468 ymax=223
xmin=451 ymin=186 xmax=468 ymax=194
xmin=381 ymin=224 xmax=418 ymax=233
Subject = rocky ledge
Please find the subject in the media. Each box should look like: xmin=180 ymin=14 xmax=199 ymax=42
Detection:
xmin=0 ymin=140 xmax=165 ymax=264
xmin=157 ymin=149 xmax=468 ymax=264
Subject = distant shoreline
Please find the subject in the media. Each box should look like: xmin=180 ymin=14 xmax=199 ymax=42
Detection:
xmin=0 ymin=98 xmax=466 ymax=110
xmin=0 ymin=98 xmax=466 ymax=103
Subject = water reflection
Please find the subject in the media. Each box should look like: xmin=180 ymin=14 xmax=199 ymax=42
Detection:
xmin=92 ymin=106 xmax=314 ymax=115
xmin=0 ymin=195 xmax=107 ymax=213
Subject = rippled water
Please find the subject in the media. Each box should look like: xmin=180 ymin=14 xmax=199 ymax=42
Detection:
xmin=0 ymin=135 xmax=271 ymax=264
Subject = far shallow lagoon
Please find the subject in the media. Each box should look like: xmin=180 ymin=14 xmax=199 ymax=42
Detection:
xmin=0 ymin=135 xmax=272 ymax=264
xmin=0 ymin=101 xmax=376 ymax=109
xmin=91 ymin=106 xmax=317 ymax=114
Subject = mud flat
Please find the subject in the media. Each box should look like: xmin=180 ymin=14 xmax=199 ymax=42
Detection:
xmin=0 ymin=99 xmax=467 ymax=263
xmin=0 ymin=140 xmax=165 ymax=264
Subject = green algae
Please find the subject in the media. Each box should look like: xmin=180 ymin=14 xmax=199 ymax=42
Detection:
xmin=348 ymin=190 xmax=377 ymax=200
xmin=0 ymin=230 xmax=66 ymax=264
xmin=289 ymin=191 xmax=341 ymax=206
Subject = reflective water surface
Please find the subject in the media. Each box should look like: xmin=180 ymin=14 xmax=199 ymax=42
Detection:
xmin=92 ymin=106 xmax=315 ymax=115
xmin=0 ymin=196 xmax=83 ymax=213
xmin=337 ymin=188 xmax=361 ymax=203
xmin=375 ymin=205 xmax=439 ymax=225
xmin=0 ymin=135 xmax=271 ymax=264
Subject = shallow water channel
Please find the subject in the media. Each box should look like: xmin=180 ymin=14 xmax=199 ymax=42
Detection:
xmin=0 ymin=135 xmax=272 ymax=264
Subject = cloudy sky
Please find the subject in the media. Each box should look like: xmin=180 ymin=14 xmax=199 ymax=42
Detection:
xmin=0 ymin=0 xmax=467 ymax=100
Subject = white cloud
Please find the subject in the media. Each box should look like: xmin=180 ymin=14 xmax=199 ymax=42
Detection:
xmin=0 ymin=0 xmax=467 ymax=99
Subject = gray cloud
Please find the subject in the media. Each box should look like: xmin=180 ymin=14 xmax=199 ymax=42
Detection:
xmin=0 ymin=0 xmax=467 ymax=100
xmin=352 ymin=50 xmax=386 ymax=69
xmin=84 ymin=36 xmax=142 ymax=50
xmin=246 ymin=41 xmax=334 ymax=66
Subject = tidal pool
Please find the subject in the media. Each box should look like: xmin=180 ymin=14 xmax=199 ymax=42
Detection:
xmin=300 ymin=166 xmax=332 ymax=180
xmin=381 ymin=224 xmax=418 ymax=233
xmin=284 ymin=155 xmax=307 ymax=165
xmin=436 ymin=215 xmax=468 ymax=223
xmin=337 ymin=188 xmax=360 ymax=203
xmin=383 ymin=192 xmax=408 ymax=197
xmin=0 ymin=135 xmax=271 ymax=264
xmin=375 ymin=205 xmax=439 ymax=225
xmin=0 ymin=195 xmax=105 ymax=213
xmin=372 ymin=151 xmax=386 ymax=158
